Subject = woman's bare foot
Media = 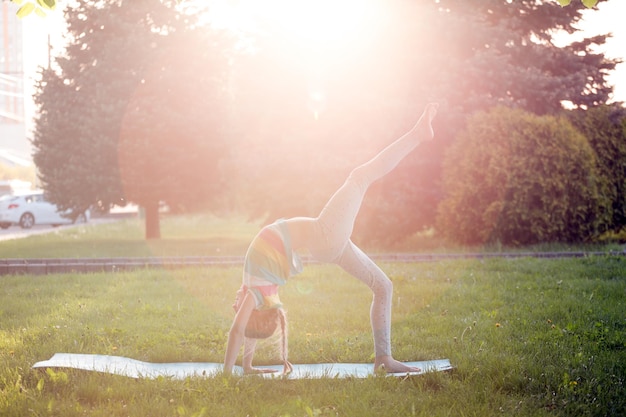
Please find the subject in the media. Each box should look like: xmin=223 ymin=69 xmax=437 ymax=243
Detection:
xmin=243 ymin=366 xmax=278 ymax=375
xmin=374 ymin=355 xmax=421 ymax=374
xmin=413 ymin=102 xmax=439 ymax=142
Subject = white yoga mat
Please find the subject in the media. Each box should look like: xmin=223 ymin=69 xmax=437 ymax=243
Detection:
xmin=33 ymin=353 xmax=453 ymax=379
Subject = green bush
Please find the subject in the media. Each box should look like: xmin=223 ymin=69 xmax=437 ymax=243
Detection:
xmin=567 ymin=105 xmax=626 ymax=234
xmin=437 ymin=106 xmax=604 ymax=246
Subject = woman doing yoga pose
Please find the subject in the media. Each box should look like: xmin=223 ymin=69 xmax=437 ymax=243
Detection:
xmin=224 ymin=103 xmax=439 ymax=375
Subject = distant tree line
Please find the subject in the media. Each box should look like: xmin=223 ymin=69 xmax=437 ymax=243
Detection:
xmin=31 ymin=0 xmax=625 ymax=245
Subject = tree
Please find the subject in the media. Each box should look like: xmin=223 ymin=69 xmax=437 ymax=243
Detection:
xmin=437 ymin=107 xmax=605 ymax=246
xmin=347 ymin=0 xmax=618 ymax=244
xmin=207 ymin=0 xmax=619 ymax=246
xmin=407 ymin=0 xmax=617 ymax=115
xmin=28 ymin=0 xmax=621 ymax=245
xmin=32 ymin=0 xmax=233 ymax=238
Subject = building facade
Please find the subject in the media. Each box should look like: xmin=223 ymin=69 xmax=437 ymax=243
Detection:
xmin=0 ymin=1 xmax=28 ymax=164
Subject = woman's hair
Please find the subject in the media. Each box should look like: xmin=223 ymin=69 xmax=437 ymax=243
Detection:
xmin=245 ymin=308 xmax=289 ymax=370
xmin=245 ymin=309 xmax=279 ymax=339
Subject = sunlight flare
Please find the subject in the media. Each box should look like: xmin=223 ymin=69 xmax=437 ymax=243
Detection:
xmin=205 ymin=0 xmax=385 ymax=47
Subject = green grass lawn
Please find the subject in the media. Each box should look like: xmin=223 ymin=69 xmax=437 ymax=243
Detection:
xmin=1 ymin=253 xmax=624 ymax=416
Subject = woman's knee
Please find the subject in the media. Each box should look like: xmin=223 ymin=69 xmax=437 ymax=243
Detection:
xmin=372 ymin=275 xmax=393 ymax=299
xmin=347 ymin=166 xmax=371 ymax=188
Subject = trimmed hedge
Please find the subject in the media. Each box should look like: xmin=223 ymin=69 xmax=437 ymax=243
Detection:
xmin=568 ymin=105 xmax=626 ymax=234
xmin=437 ymin=106 xmax=604 ymax=246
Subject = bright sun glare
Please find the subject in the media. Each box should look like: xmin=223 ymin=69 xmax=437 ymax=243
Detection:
xmin=206 ymin=0 xmax=386 ymax=47
xmin=201 ymin=0 xmax=389 ymax=120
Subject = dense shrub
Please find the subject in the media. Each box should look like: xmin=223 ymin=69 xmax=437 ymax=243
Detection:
xmin=437 ymin=107 xmax=604 ymax=246
xmin=568 ymin=105 xmax=626 ymax=234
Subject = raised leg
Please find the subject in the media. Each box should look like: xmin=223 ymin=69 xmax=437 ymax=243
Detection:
xmin=308 ymin=103 xmax=438 ymax=262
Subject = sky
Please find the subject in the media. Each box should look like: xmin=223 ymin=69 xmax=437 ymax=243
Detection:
xmin=570 ymin=0 xmax=626 ymax=103
xmin=16 ymin=0 xmax=626 ymax=129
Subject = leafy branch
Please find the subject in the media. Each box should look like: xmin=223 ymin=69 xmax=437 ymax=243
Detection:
xmin=9 ymin=0 xmax=184 ymax=17
xmin=11 ymin=0 xmax=55 ymax=18
xmin=8 ymin=0 xmax=603 ymax=18
xmin=558 ymin=0 xmax=599 ymax=6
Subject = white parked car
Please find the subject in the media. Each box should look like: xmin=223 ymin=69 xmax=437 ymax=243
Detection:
xmin=0 ymin=191 xmax=89 ymax=229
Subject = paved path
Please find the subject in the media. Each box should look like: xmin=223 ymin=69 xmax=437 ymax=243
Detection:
xmin=0 ymin=217 xmax=122 ymax=242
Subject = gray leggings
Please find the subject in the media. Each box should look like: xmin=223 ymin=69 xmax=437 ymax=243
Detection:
xmin=305 ymin=127 xmax=422 ymax=357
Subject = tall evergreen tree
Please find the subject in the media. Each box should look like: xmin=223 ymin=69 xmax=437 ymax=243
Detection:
xmin=32 ymin=0 xmax=233 ymax=238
